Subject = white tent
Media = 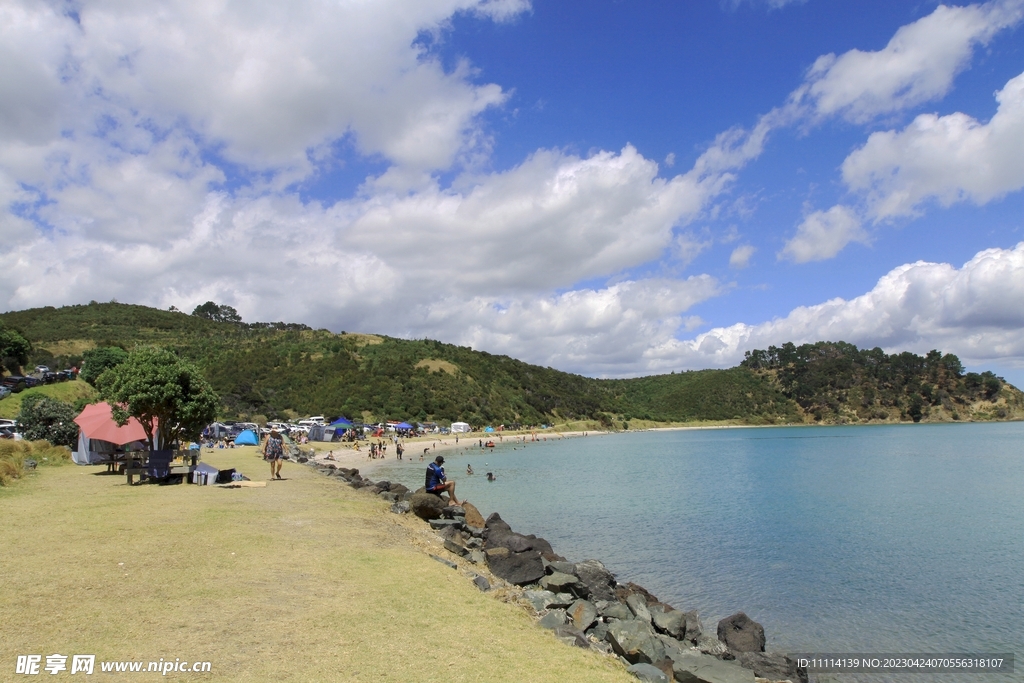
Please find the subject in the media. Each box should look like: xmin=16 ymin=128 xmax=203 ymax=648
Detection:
xmin=451 ymin=422 xmax=471 ymax=433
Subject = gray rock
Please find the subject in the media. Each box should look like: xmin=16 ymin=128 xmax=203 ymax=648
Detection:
xmin=626 ymin=662 xmax=670 ymax=683
xmin=389 ymin=483 xmax=409 ymax=496
xmin=429 ymin=518 xmax=463 ymax=530
xmin=468 ymin=550 xmax=487 ymax=565
xmin=553 ymin=625 xmax=589 ymax=648
xmin=465 ymin=536 xmax=483 ymax=549
xmin=503 ymin=533 xmax=536 ymax=553
xmin=626 ymin=593 xmax=653 ymax=624
xmin=652 ymin=608 xmax=687 ymax=639
xmin=546 ymin=560 xmax=577 ymax=575
xmin=549 ymin=592 xmax=576 ymax=608
xmin=656 ymin=634 xmax=687 ymax=663
xmin=472 ymin=574 xmax=491 ymax=592
xmin=567 ymin=599 xmax=598 ymax=631
xmin=598 ymin=601 xmax=634 ymax=621
xmin=485 ymin=548 xmax=545 ymax=586
xmin=733 ymin=652 xmax=808 ymax=683
xmin=296 ymin=456 xmax=308 ymax=463
xmin=375 ymin=480 xmax=391 ymax=491
xmin=436 ymin=525 xmax=462 ymax=542
xmin=524 ymin=590 xmax=558 ymax=612
xmin=485 ymin=512 xmax=513 ymax=534
xmin=409 ymin=492 xmax=446 ymax=520
xmin=466 ymin=525 xmax=485 ymax=538
xmin=695 ymin=635 xmax=729 ymax=657
xmin=683 ymin=610 xmax=703 ymax=642
xmin=378 ymin=491 xmax=399 ymax=502
xmin=574 ymin=559 xmax=616 ymax=601
xmin=389 ymin=500 xmax=410 ymax=514
xmin=428 ymin=554 xmax=457 ymax=570
xmin=540 ymin=571 xmax=578 ymax=593
xmin=606 ymin=619 xmax=665 ymax=665
xmin=587 ymin=620 xmax=609 ymax=641
xmin=672 ymin=650 xmax=755 ymax=683
xmin=717 ymin=612 xmax=765 ymax=653
xmin=442 ymin=505 xmax=465 ymax=519
xmin=443 ymin=539 xmax=468 ymax=556
xmin=538 ymin=610 xmax=566 ymax=629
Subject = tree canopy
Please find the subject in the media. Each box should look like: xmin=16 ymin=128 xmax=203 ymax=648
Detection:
xmin=0 ymin=321 xmax=31 ymax=373
xmin=80 ymin=346 xmax=129 ymax=385
xmin=97 ymin=347 xmax=219 ymax=449
xmin=192 ymin=301 xmax=242 ymax=323
xmin=17 ymin=395 xmax=79 ymax=448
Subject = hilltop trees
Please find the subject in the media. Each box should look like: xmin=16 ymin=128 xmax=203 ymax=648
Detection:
xmin=80 ymin=346 xmax=129 ymax=385
xmin=97 ymin=347 xmax=219 ymax=450
xmin=192 ymin=301 xmax=242 ymax=323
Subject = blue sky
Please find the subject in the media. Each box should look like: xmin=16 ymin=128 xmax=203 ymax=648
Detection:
xmin=2 ymin=0 xmax=1024 ymax=383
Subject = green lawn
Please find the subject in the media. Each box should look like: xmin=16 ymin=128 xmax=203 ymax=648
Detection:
xmin=0 ymin=447 xmax=633 ymax=682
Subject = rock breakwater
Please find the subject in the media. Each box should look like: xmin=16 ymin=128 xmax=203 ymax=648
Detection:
xmin=306 ymin=459 xmax=808 ymax=683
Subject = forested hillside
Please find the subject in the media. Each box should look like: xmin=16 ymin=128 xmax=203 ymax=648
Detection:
xmin=2 ymin=303 xmax=1021 ymax=426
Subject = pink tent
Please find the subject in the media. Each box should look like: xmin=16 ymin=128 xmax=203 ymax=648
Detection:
xmin=74 ymin=402 xmax=152 ymax=446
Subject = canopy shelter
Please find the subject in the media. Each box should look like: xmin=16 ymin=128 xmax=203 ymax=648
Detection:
xmin=72 ymin=402 xmax=157 ymax=465
xmin=234 ymin=429 xmax=260 ymax=446
xmin=484 ymin=426 xmax=495 ymax=433
xmin=330 ymin=417 xmax=353 ymax=427
xmin=395 ymin=422 xmax=413 ymax=430
xmin=451 ymin=422 xmax=471 ymax=433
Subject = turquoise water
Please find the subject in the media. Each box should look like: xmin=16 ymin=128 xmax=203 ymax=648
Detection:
xmin=372 ymin=424 xmax=1024 ymax=682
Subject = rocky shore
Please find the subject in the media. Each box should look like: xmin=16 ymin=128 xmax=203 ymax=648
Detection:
xmin=302 ymin=456 xmax=808 ymax=683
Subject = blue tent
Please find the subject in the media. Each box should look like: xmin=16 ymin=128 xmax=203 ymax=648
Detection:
xmin=396 ymin=422 xmax=413 ymax=430
xmin=331 ymin=416 xmax=352 ymax=426
xmin=484 ymin=426 xmax=495 ymax=433
xmin=234 ymin=429 xmax=260 ymax=446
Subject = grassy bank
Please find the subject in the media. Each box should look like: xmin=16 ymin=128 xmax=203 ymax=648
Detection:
xmin=0 ymin=447 xmax=632 ymax=682
xmin=0 ymin=378 xmax=98 ymax=419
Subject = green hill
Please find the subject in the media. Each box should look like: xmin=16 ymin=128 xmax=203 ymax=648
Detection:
xmin=2 ymin=302 xmax=1021 ymax=426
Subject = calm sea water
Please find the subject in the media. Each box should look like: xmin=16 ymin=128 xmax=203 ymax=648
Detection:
xmin=371 ymin=423 xmax=1024 ymax=682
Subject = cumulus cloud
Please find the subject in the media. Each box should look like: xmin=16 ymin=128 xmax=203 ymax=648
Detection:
xmin=729 ymin=244 xmax=756 ymax=268
xmin=780 ymin=205 xmax=868 ymax=263
xmin=653 ymin=243 xmax=1024 ymax=372
xmin=842 ymin=70 xmax=1024 ymax=219
xmin=792 ymin=0 xmax=1024 ymax=123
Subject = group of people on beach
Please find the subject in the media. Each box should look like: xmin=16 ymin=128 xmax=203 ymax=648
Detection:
xmin=367 ymin=440 xmax=404 ymax=460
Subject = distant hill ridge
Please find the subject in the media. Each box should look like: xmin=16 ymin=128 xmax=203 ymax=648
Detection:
xmin=2 ymin=302 xmax=1021 ymax=426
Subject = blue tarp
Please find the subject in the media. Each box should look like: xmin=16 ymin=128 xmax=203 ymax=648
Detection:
xmin=234 ymin=429 xmax=260 ymax=446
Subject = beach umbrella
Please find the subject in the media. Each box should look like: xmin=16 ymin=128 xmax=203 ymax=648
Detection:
xmin=73 ymin=402 xmax=152 ymax=446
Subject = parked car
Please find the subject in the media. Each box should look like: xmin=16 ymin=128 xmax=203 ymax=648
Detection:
xmin=34 ymin=365 xmax=51 ymax=374
xmin=23 ymin=376 xmax=41 ymax=388
xmin=2 ymin=376 xmax=27 ymax=389
xmin=0 ymin=386 xmax=11 ymax=399
xmin=41 ymin=372 xmax=60 ymax=384
xmin=0 ymin=418 xmax=16 ymax=429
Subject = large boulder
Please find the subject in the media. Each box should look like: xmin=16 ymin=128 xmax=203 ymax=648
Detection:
xmin=733 ymin=652 xmax=808 ymax=683
xmin=626 ymin=662 xmax=670 ymax=683
xmin=606 ymin=620 xmax=666 ymax=665
xmin=485 ymin=547 xmax=545 ymax=586
xmin=461 ymin=501 xmax=486 ymax=528
xmin=597 ymin=600 xmax=634 ymax=621
xmin=695 ymin=635 xmax=729 ymax=657
xmin=523 ymin=590 xmax=558 ymax=612
xmin=553 ymin=625 xmax=589 ymax=649
xmin=652 ymin=609 xmax=687 ymax=639
xmin=716 ymin=613 xmax=765 ymax=653
xmin=683 ymin=610 xmax=703 ymax=642
xmin=626 ymin=593 xmax=653 ymax=624
xmin=567 ymin=599 xmax=598 ymax=631
xmin=409 ymin=492 xmax=446 ymax=520
xmin=540 ymin=571 xmax=578 ymax=593
xmin=574 ymin=559 xmax=617 ymax=601
xmin=672 ymin=651 xmax=755 ymax=683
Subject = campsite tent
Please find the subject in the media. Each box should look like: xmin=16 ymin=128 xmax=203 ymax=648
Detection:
xmin=451 ymin=422 xmax=471 ymax=433
xmin=484 ymin=426 xmax=495 ymax=433
xmin=395 ymin=422 xmax=413 ymax=430
xmin=234 ymin=430 xmax=260 ymax=446
xmin=73 ymin=402 xmax=155 ymax=465
xmin=330 ymin=417 xmax=353 ymax=427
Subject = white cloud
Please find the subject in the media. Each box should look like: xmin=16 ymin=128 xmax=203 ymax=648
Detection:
xmin=792 ymin=0 xmax=1024 ymax=123
xmin=653 ymin=242 xmax=1024 ymax=372
xmin=780 ymin=205 xmax=868 ymax=263
xmin=842 ymin=70 xmax=1024 ymax=219
xmin=729 ymin=244 xmax=756 ymax=268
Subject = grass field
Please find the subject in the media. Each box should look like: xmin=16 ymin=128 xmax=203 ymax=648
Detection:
xmin=0 ymin=447 xmax=633 ymax=682
xmin=0 ymin=378 xmax=98 ymax=419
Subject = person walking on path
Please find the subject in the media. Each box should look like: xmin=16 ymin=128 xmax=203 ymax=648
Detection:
xmin=263 ymin=429 xmax=285 ymax=480
xmin=425 ymin=455 xmax=463 ymax=505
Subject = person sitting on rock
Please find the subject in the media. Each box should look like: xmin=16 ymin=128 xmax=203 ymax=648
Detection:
xmin=425 ymin=455 xmax=463 ymax=505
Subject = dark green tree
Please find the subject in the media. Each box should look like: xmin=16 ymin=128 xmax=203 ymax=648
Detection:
xmin=97 ymin=347 xmax=220 ymax=450
xmin=80 ymin=346 xmax=129 ymax=385
xmin=0 ymin=321 xmax=31 ymax=373
xmin=17 ymin=395 xmax=79 ymax=448
xmin=191 ymin=301 xmax=242 ymax=323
